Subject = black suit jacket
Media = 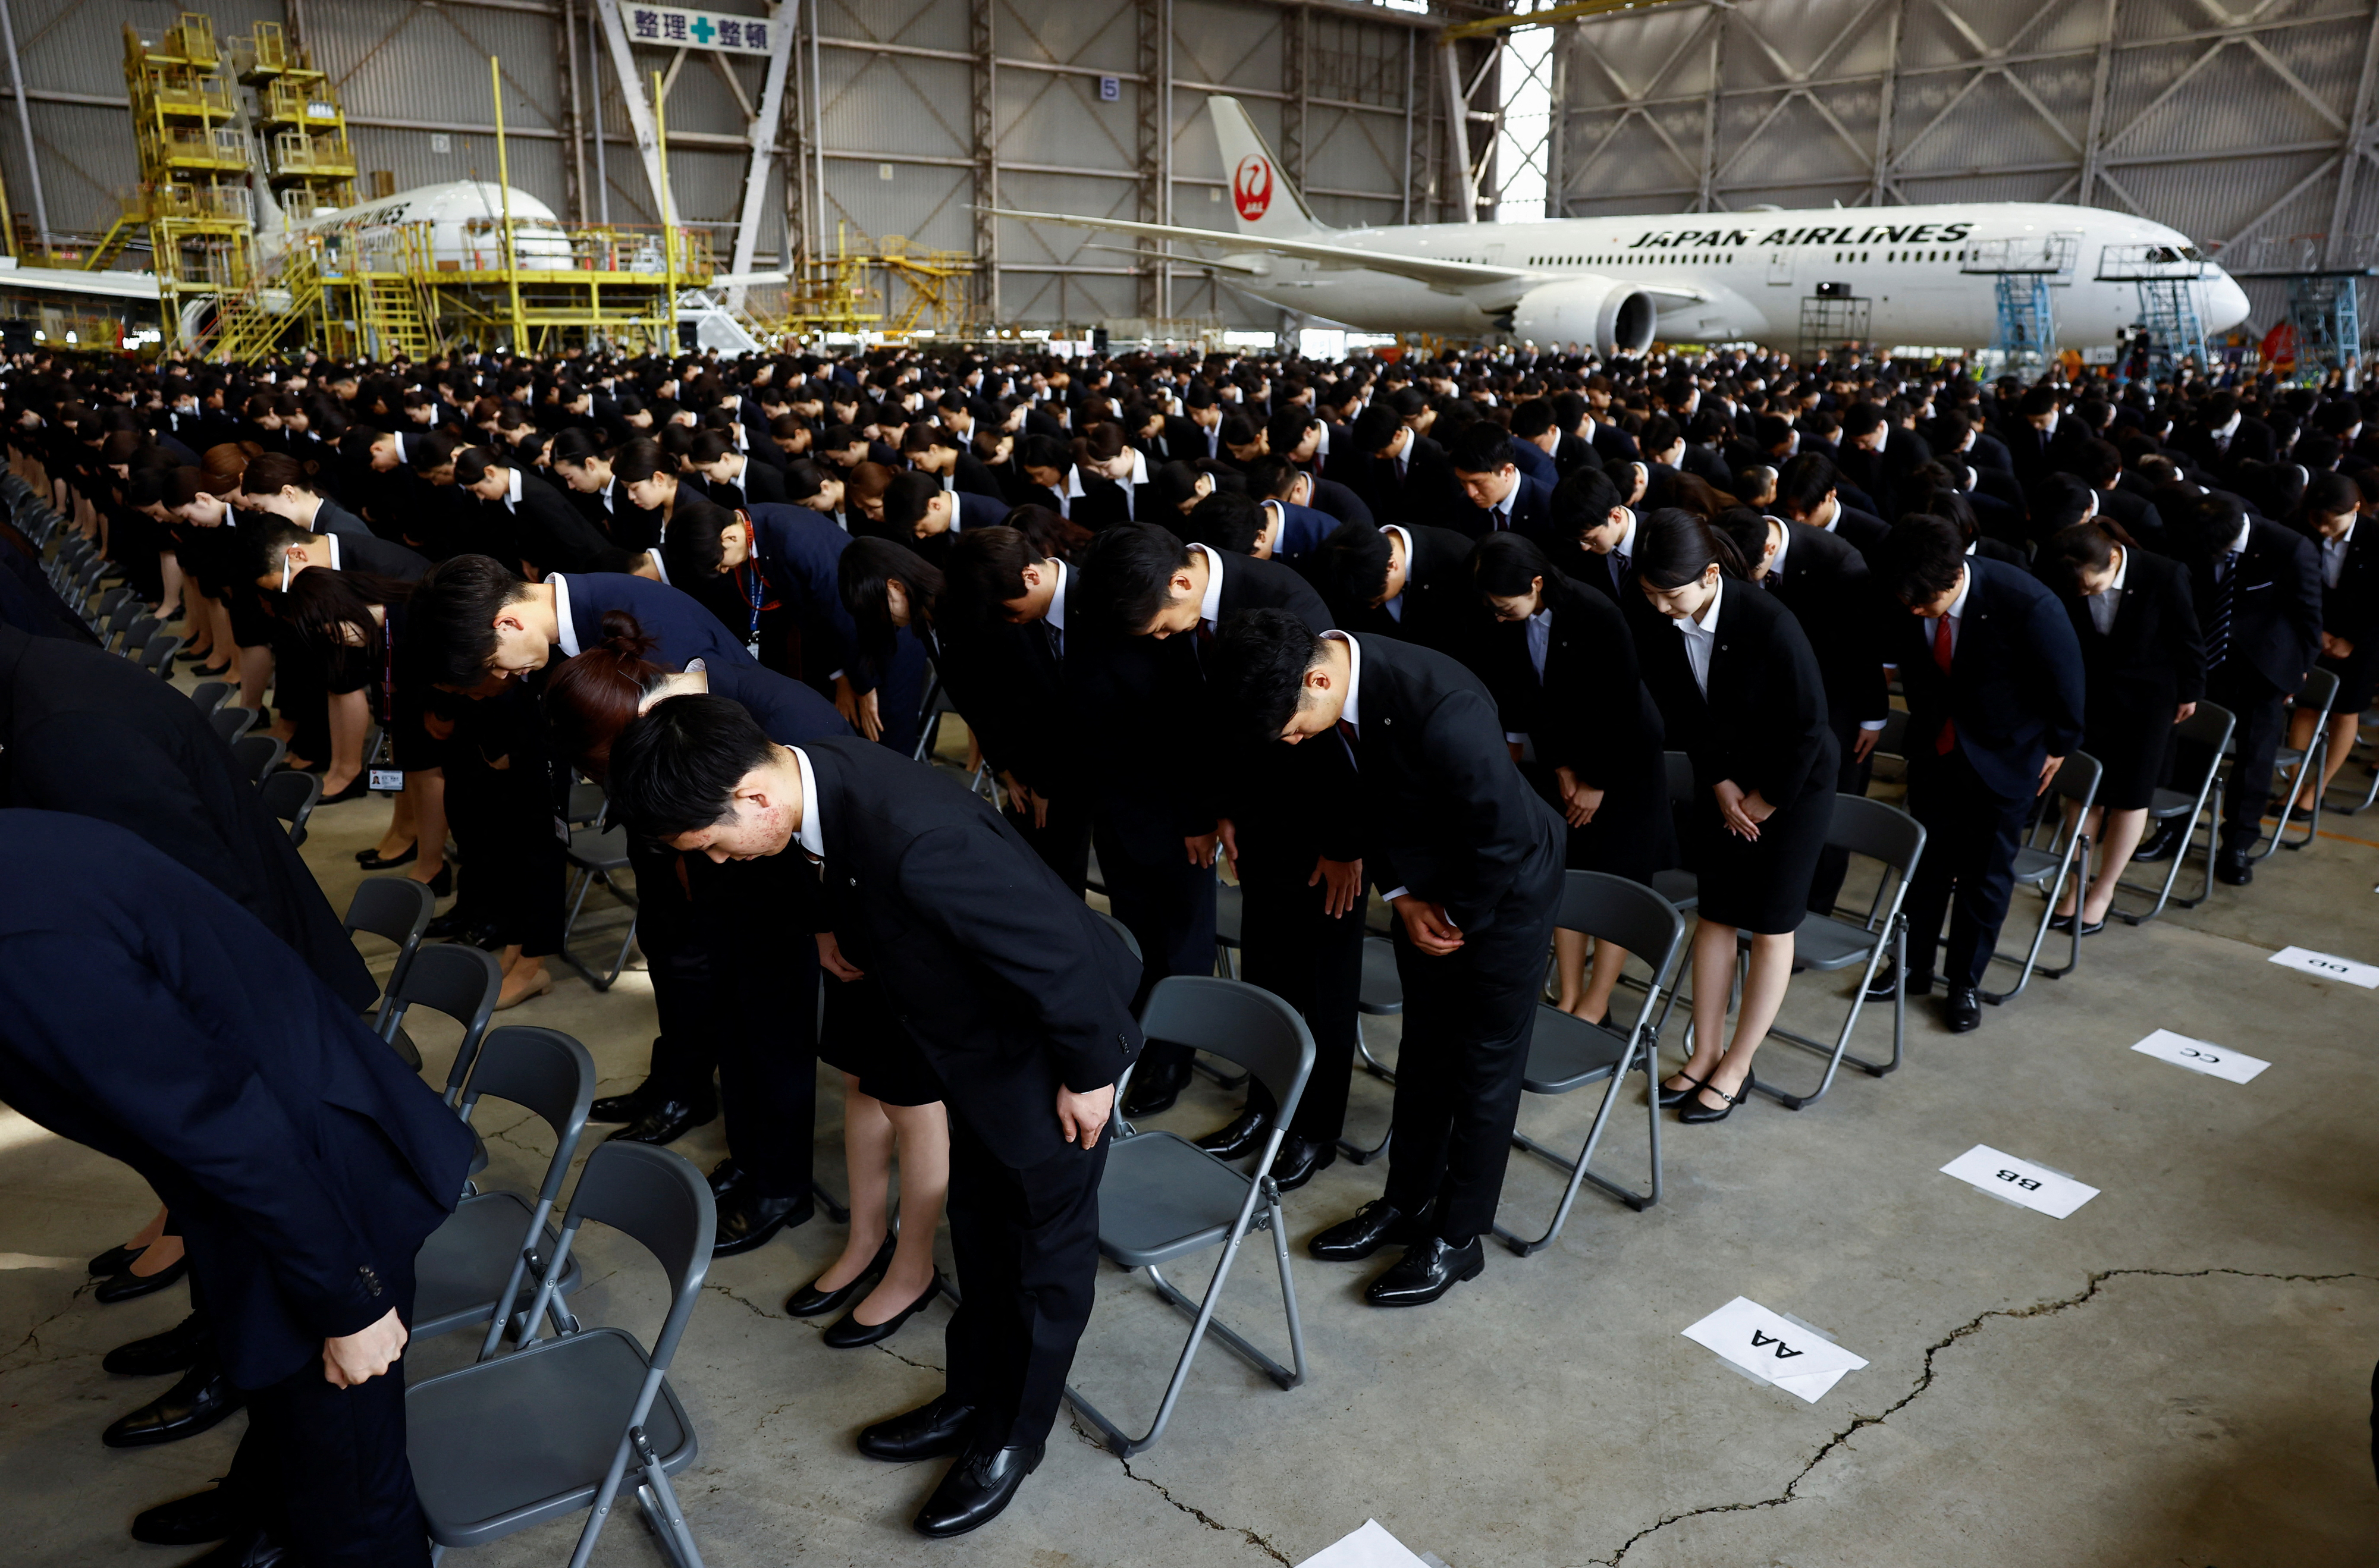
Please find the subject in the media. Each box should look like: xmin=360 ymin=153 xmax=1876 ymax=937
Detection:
xmin=0 ymin=626 xmax=376 ymax=1012
xmin=1764 ymin=521 xmax=1887 ymax=731
xmin=705 ymin=456 xmax=786 ymax=511
xmin=2052 ymin=545 xmax=2204 ymax=708
xmin=0 ymin=811 xmax=472 ymax=1388
xmin=1335 ymin=523 xmax=1475 ymax=654
xmin=1361 ymin=435 xmax=1464 ymax=529
xmin=311 ymin=497 xmax=375 ymax=541
xmin=2194 ymin=517 xmax=2323 ymax=693
xmin=1340 ymin=633 xmax=1564 ymax=932
xmin=336 ymin=531 xmax=433 ymax=582
xmin=1818 ymin=501 xmax=1891 ymax=565
xmin=1456 ymin=472 xmax=1554 ymax=542
xmin=1889 ymin=555 xmax=2088 ymax=799
xmin=503 ymin=473 xmax=641 ymax=576
xmin=804 ymin=740 xmax=1143 ymax=1168
xmin=2298 ymin=521 xmax=2379 ymax=647
xmin=570 ymin=478 xmax=664 ymax=554
xmin=1637 ymin=577 xmax=1837 ymax=809
xmin=1476 ymin=571 xmax=1664 ymax=791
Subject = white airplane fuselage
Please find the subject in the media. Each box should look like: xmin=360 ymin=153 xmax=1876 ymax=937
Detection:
xmin=1217 ymin=202 xmax=2251 ymax=348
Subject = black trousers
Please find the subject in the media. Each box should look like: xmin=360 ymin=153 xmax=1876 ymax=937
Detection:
xmin=1901 ymin=747 xmax=2033 ymax=989
xmin=1006 ymin=790 xmax=1093 ymax=897
xmin=1807 ymin=708 xmax=1873 ymax=915
xmin=222 ymin=1271 xmax=428 ymax=1567
xmin=1237 ymin=860 xmax=1366 ymax=1142
xmin=1094 ymin=820 xmax=1216 ymax=1077
xmin=942 ymin=1114 xmax=1108 ymax=1451
xmin=2208 ymin=664 xmax=2288 ymax=849
xmin=443 ymin=692 xmax=563 ymax=957
xmin=1381 ymin=840 xmax=1562 ymax=1243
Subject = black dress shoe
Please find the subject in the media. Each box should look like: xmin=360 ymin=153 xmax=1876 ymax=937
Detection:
xmin=787 ymin=1234 xmax=896 ymax=1318
xmin=913 ymin=1441 xmax=1044 ymax=1539
xmin=95 ymin=1253 xmax=188 ymax=1304
xmin=606 ymin=1095 xmax=718 ymax=1148
xmin=711 ymin=1189 xmax=812 ymax=1257
xmin=823 ymin=1272 xmax=944 ymax=1349
xmin=1865 ymin=960 xmax=1934 ymax=1001
xmin=1193 ymin=1106 xmax=1270 ymax=1161
xmin=588 ymin=1075 xmax=662 ymax=1123
xmin=409 ymin=865 xmax=453 ymax=898
xmin=133 ymin=1482 xmax=252 ymax=1546
xmin=1269 ymin=1133 xmax=1336 ymax=1192
xmin=858 ymin=1394 xmax=979 ymax=1462
xmin=706 ymin=1157 xmax=748 ymax=1199
xmin=423 ymin=909 xmax=495 ymax=942
xmin=1308 ymin=1199 xmax=1428 ymax=1262
xmin=356 ymin=841 xmax=416 ymax=868
xmin=88 ymin=1241 xmax=146 ymax=1277
xmin=1942 ymin=986 xmax=1982 ymax=1033
xmin=102 ymin=1360 xmax=244 ymax=1448
xmin=1678 ymin=1081 xmax=1746 ymax=1124
xmin=2215 ymin=847 xmax=2255 ymax=886
xmin=1655 ymin=1072 xmax=1706 ymax=1110
xmin=1363 ymin=1235 xmax=1484 ymax=1308
xmin=2132 ymin=818 xmax=2187 ymax=862
xmin=1121 ymin=1057 xmax=1192 ymax=1119
xmin=103 ymin=1312 xmax=210 ymax=1377
xmin=172 ymin=1523 xmax=284 ymax=1567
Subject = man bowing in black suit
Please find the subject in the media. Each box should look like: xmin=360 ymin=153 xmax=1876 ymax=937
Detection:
xmin=605 ymin=700 xmax=1143 ymax=1538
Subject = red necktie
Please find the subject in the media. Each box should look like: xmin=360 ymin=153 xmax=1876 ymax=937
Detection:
xmin=1932 ymin=612 xmax=1956 ymax=755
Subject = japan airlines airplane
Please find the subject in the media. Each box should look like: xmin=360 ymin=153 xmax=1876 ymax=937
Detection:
xmin=992 ymin=96 xmax=2252 ymax=356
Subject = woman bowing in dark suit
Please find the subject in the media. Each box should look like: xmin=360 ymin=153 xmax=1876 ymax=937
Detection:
xmin=2041 ymin=518 xmax=2204 ymax=931
xmin=2285 ymin=472 xmax=2379 ymax=818
xmin=1633 ymin=510 xmax=1838 ymax=1124
xmin=1471 ymin=533 xmax=1676 ymax=1024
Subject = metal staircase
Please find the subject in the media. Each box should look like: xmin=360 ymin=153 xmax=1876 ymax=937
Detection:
xmin=2098 ymin=243 xmax=2211 ymax=378
xmin=1962 ymin=235 xmax=2076 ymax=369
xmin=356 ymin=270 xmax=434 ymax=361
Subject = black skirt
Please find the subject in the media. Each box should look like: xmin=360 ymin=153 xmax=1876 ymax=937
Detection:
xmin=1690 ymin=781 xmax=1834 ymax=935
xmin=1525 ymin=753 xmax=1677 ymax=885
xmin=819 ymin=972 xmax=944 ymax=1108
xmin=2082 ymin=673 xmax=2179 ymax=810
xmin=2322 ymin=644 xmax=2379 ymax=717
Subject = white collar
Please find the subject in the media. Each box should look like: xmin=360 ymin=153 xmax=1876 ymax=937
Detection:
xmin=1190 ymin=541 xmax=1225 ymax=630
xmin=2108 ymin=546 xmax=2129 ymax=592
xmin=599 ymin=475 xmax=616 ymax=511
xmin=1613 ymin=509 xmax=1637 ymax=557
xmin=1322 ymin=629 xmax=1361 ymax=731
xmin=2228 ymin=516 xmax=2253 ymax=555
xmin=503 ymin=466 xmax=523 ymax=509
xmin=646 ymin=547 xmax=670 ymax=586
xmin=2328 ymin=520 xmax=2356 ymax=548
xmin=1765 ymin=520 xmax=1789 ymax=579
xmin=553 ymin=574 xmax=579 ymax=657
xmin=1941 ymin=565 xmax=1972 ymax=622
xmin=1046 ymin=557 xmax=1069 ymax=637
xmin=2215 ymin=410 xmax=2242 ymax=439
xmin=790 ymin=746 xmax=824 ymax=860
xmin=1675 ymin=574 xmax=1724 ymax=640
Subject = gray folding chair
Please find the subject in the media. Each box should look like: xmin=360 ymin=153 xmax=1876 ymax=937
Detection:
xmin=261 ymin=768 xmax=322 ymax=846
xmin=1066 ymin=976 xmax=1313 ymax=1458
xmin=413 ymin=1026 xmax=595 ymax=1352
xmin=379 ymin=942 xmax=506 ymax=1101
xmin=559 ymin=824 xmax=638 ymax=991
xmin=136 ymin=631 xmax=183 ymax=678
xmin=231 ymin=733 xmax=285 ymax=784
xmin=564 ymin=777 xmax=607 ymax=828
xmin=1190 ymin=871 xmax=1251 ymax=1091
xmin=2270 ymin=666 xmax=2341 ymax=854
xmin=345 ymin=876 xmax=437 ymax=1056
xmin=2332 ymin=712 xmax=2379 ymax=813
xmin=406 ymin=1141 xmax=714 ymax=1568
xmin=1496 ymin=872 xmax=1686 ymax=1255
xmin=97 ymin=589 xmax=137 ymax=646
xmin=1336 ymin=936 xmax=1402 ymax=1165
xmin=189 ymin=680 xmax=233 ymax=715
xmin=210 ymin=704 xmax=258 ymax=746
xmin=119 ymin=612 xmax=159 ymax=658
xmin=1980 ymin=750 xmax=2101 ymax=1004
xmin=1737 ymin=795 xmax=1926 ymax=1110
xmin=1651 ymin=752 xmax=1701 ymax=913
xmin=2113 ymin=702 xmax=2235 ymax=922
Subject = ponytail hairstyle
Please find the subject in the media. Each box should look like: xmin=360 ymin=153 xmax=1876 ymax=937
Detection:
xmin=1633 ymin=505 xmax=1750 ymax=590
xmin=544 ymin=611 xmax=674 ymax=780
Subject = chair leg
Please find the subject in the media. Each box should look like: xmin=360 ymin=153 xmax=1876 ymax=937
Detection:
xmin=2283 ymin=734 xmax=2330 ymax=850
xmin=1746 ymin=916 xmax=1904 ymax=1110
xmin=2167 ymin=780 xmax=2227 ymax=912
xmin=1981 ymin=834 xmax=2086 ymax=1003
xmin=1339 ymin=1019 xmax=1393 ymax=1162
xmin=1495 ymin=1019 xmax=1663 ymax=1256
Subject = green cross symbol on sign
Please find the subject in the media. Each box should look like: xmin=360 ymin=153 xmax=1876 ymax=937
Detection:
xmin=689 ymin=14 xmax=716 ymax=43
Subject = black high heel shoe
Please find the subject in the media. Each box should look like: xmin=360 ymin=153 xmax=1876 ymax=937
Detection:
xmin=821 ymin=1272 xmax=945 ymax=1349
xmin=785 ymin=1234 xmax=896 ymax=1318
xmin=1678 ymin=1081 xmax=1747 ymax=1125
xmin=1655 ymin=1072 xmax=1708 ymax=1110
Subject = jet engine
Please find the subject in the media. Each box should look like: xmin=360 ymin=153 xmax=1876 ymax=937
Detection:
xmin=1507 ymin=276 xmax=1658 ymax=356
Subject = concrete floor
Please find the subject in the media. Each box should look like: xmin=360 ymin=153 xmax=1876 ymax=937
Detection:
xmin=7 ymin=744 xmax=2379 ymax=1566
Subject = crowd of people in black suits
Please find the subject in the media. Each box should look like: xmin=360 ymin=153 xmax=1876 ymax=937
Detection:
xmin=0 ymin=332 xmax=2366 ymax=1562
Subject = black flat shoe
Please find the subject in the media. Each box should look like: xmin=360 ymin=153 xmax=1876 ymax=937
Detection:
xmin=1363 ymin=1235 xmax=1484 ymax=1307
xmin=103 ymin=1312 xmax=210 ymax=1377
xmin=858 ymin=1394 xmax=978 ymax=1462
xmin=133 ymin=1481 xmax=252 ymax=1546
xmin=1120 ymin=1057 xmax=1192 ymax=1119
xmin=407 ymin=865 xmax=453 ymax=898
xmin=101 ymin=1359 xmax=244 ymax=1448
xmin=356 ymin=841 xmax=416 ymax=868
xmin=822 ymin=1272 xmax=944 ymax=1349
xmin=1269 ymin=1132 xmax=1336 ymax=1192
xmin=2046 ymin=910 xmax=2080 ymax=933
xmin=88 ymin=1240 xmax=146 ymax=1277
xmin=1655 ymin=1072 xmax=1708 ymax=1110
xmin=190 ymin=660 xmax=232 ymax=678
xmin=95 ymin=1253 xmax=188 ymax=1304
xmin=1678 ymin=1081 xmax=1746 ymax=1124
xmin=786 ymin=1234 xmax=895 ymax=1318
xmin=1193 ymin=1107 xmax=1271 ymax=1161
xmin=1941 ymin=986 xmax=1982 ymax=1033
xmin=606 ymin=1095 xmax=718 ymax=1148
xmin=711 ymin=1188 xmax=812 ymax=1257
xmin=913 ymin=1441 xmax=1043 ymax=1539
xmin=1309 ymin=1199 xmax=1429 ymax=1262
xmin=318 ymin=777 xmax=370 ymax=806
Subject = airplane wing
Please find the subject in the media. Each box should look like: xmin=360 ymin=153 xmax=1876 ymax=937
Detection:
xmin=984 ymin=206 xmax=1530 ymax=291
xmin=1081 ymin=243 xmax=1272 ymax=277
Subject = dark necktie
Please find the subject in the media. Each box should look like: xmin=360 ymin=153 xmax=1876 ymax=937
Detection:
xmin=2205 ymin=550 xmax=2240 ymax=670
xmin=1612 ymin=551 xmax=1630 ymax=589
xmin=1040 ymin=620 xmax=1062 ymax=667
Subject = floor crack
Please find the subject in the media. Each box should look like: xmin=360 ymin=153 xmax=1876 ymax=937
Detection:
xmin=701 ymin=1281 xmax=780 ymax=1322
xmin=1067 ymin=1413 xmax=1293 ymax=1564
xmin=1585 ymin=1267 xmax=2376 ymax=1566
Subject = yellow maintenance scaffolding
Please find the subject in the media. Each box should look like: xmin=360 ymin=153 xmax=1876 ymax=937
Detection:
xmin=118 ymin=12 xmax=256 ymax=348
xmin=751 ymin=226 xmax=980 ymax=343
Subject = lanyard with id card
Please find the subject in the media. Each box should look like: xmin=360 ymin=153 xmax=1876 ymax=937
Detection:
xmin=366 ymin=615 xmax=406 ymax=793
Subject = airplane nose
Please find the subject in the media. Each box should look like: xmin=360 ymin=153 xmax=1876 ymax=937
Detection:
xmin=2205 ymin=270 xmax=2252 ymax=335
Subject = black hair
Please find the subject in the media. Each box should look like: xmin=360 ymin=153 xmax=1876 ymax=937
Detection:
xmin=1875 ymin=515 xmax=1969 ymax=605
xmin=1313 ymin=520 xmax=1393 ymax=609
xmin=1179 ymin=489 xmax=1267 ymax=555
xmin=1352 ymin=403 xmax=1402 ymax=454
xmin=409 ymin=552 xmax=532 ymax=684
xmin=607 ymin=692 xmax=780 ymax=841
xmin=882 ymin=470 xmax=941 ymax=533
xmin=1775 ymin=451 xmax=1840 ymax=517
xmin=1549 ymin=466 xmax=1623 ymax=536
xmin=2042 ymin=519 xmax=2138 ymax=587
xmin=782 ymin=458 xmax=831 ymax=504
xmin=613 ymin=436 xmax=671 ymax=484
xmin=2305 ymin=469 xmax=2359 ymax=521
xmin=944 ymin=525 xmax=1037 ymax=628
xmin=280 ymin=568 xmax=413 ymax=675
xmin=1451 ymin=423 xmax=1517 ymax=476
xmin=1710 ymin=507 xmax=1774 ymax=570
xmin=1075 ymin=521 xmax=1192 ymax=634
xmin=1210 ymin=607 xmax=1327 ymax=745
xmin=1634 ymin=506 xmax=1750 ymax=590
xmin=246 ymin=516 xmax=319 ymax=582
xmin=453 ymin=444 xmax=506 ymax=488
xmin=1472 ymin=530 xmax=1553 ymax=598
xmin=662 ymin=504 xmax=735 ymax=583
xmin=838 ymin=535 xmax=943 ymax=642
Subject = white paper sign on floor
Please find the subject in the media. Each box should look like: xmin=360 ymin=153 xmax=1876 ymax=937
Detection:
xmin=1939 ymin=1144 xmax=2099 ymax=1218
xmin=1297 ymin=1520 xmax=1430 ymax=1568
xmin=1680 ymin=1296 xmax=1869 ymax=1404
xmin=2268 ymin=945 xmax=2379 ymax=989
xmin=2130 ymin=1027 xmax=2270 ymax=1084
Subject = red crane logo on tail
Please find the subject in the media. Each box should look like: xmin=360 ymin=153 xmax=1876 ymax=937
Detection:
xmin=1232 ymin=155 xmax=1273 ymax=222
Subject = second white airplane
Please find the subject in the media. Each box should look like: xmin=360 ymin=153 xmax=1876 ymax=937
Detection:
xmin=993 ymin=96 xmax=2252 ymax=356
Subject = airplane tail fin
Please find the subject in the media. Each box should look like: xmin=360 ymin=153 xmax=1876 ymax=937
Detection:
xmin=1208 ymin=96 xmax=1322 ymax=238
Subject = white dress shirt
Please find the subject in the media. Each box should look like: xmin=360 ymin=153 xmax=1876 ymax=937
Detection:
xmin=1382 ymin=524 xmax=1413 ymax=621
xmin=553 ymin=574 xmax=580 ymax=657
xmin=1190 ymin=542 xmax=1225 ymax=633
xmin=1044 ymin=557 xmax=1070 ymax=658
xmin=790 ymin=746 xmax=825 ymax=861
xmin=1925 ymin=567 xmax=1972 ymax=659
xmin=2088 ymin=546 xmax=2129 ymax=636
xmin=1674 ymin=576 xmax=1724 ymax=697
xmin=2321 ymin=522 xmax=2354 ymax=590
